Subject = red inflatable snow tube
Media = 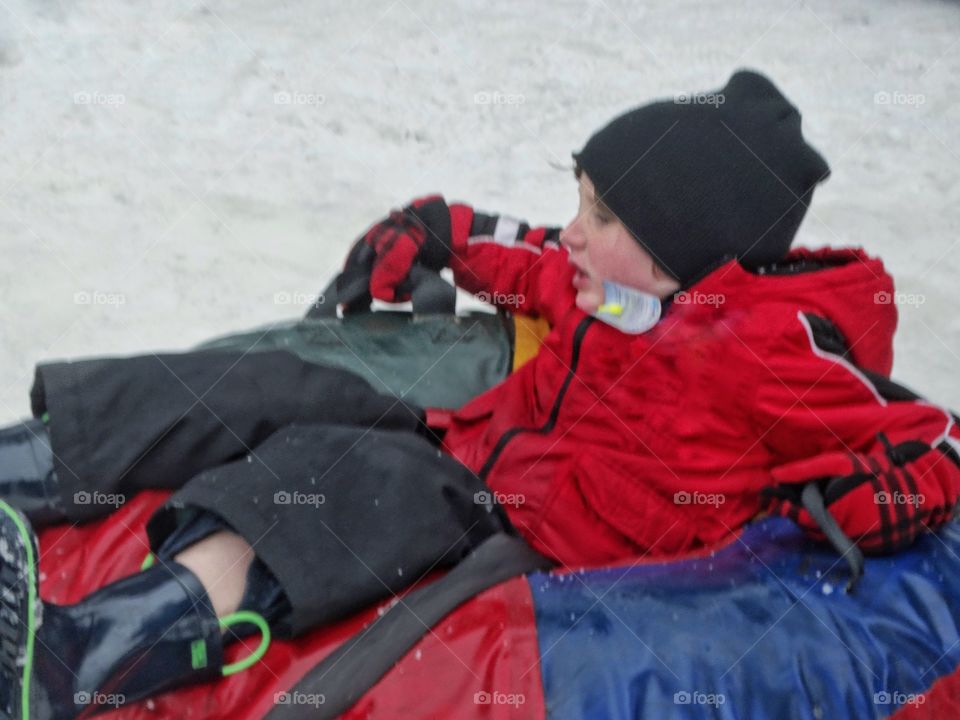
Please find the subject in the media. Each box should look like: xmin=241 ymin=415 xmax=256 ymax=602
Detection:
xmin=38 ymin=490 xmax=546 ymax=719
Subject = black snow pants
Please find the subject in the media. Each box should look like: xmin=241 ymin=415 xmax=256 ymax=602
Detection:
xmin=29 ymin=349 xmax=515 ymax=636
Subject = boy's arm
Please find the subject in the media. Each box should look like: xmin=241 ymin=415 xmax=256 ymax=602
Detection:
xmin=343 ymin=195 xmax=577 ymax=326
xmin=754 ymin=310 xmax=960 ymax=554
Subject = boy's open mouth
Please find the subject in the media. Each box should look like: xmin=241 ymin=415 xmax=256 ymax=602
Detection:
xmin=571 ymin=262 xmax=590 ymax=288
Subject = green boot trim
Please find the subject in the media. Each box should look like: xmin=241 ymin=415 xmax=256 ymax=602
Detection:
xmin=219 ymin=611 xmax=271 ymax=676
xmin=0 ymin=499 xmax=38 ymax=720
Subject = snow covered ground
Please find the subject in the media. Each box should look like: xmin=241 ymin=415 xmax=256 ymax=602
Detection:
xmin=0 ymin=0 xmax=958 ymax=424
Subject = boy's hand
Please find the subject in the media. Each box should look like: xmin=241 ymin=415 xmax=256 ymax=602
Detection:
xmin=342 ymin=197 xmax=453 ymax=303
xmin=767 ymin=438 xmax=957 ymax=554
xmin=357 ymin=209 xmax=425 ymax=303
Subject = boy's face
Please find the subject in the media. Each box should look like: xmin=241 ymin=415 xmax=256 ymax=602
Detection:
xmin=560 ymin=173 xmax=681 ymax=315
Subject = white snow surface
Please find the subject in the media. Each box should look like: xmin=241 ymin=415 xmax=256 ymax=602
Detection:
xmin=1 ymin=0 xmax=959 ymax=423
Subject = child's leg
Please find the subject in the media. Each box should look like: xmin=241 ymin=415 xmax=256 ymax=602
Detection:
xmin=17 ymin=350 xmax=424 ymax=525
xmin=147 ymin=422 xmax=515 ymax=637
xmin=175 ymin=530 xmax=253 ymax=618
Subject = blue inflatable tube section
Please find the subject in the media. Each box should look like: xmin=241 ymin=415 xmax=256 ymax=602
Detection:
xmin=529 ymin=517 xmax=960 ymax=719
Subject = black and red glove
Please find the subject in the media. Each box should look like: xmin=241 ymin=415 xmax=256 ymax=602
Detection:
xmin=341 ymin=196 xmax=454 ymax=303
xmin=766 ymin=434 xmax=959 ymax=556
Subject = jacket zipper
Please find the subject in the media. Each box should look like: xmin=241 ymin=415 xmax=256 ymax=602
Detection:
xmin=478 ymin=315 xmax=595 ymax=481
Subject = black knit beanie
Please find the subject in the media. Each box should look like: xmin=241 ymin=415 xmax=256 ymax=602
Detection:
xmin=572 ymin=69 xmax=831 ymax=286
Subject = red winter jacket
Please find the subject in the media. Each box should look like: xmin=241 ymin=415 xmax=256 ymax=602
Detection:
xmin=403 ymin=199 xmax=960 ymax=568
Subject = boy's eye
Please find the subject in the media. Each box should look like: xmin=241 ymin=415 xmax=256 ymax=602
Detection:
xmin=594 ymin=211 xmax=612 ymax=224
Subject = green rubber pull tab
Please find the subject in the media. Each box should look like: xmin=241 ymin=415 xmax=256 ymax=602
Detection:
xmin=191 ymin=638 xmax=208 ymax=670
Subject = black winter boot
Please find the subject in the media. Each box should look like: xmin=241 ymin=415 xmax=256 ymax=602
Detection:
xmin=0 ymin=419 xmax=66 ymax=528
xmin=0 ymin=499 xmax=257 ymax=720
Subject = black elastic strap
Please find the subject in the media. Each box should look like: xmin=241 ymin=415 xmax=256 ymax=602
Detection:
xmin=407 ymin=265 xmax=457 ymax=315
xmin=800 ymin=482 xmax=865 ymax=592
xmin=304 ymin=274 xmax=343 ymax=319
xmin=265 ymin=533 xmax=554 ymax=720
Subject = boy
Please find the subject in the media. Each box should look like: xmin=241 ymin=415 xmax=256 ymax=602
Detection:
xmin=1 ymin=69 xmax=958 ymax=719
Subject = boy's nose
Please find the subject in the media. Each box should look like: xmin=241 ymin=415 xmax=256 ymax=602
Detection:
xmin=560 ymin=219 xmax=585 ymax=251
